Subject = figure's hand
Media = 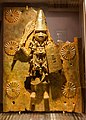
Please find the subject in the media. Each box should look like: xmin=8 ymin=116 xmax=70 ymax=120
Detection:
xmin=18 ymin=42 xmax=24 ymax=51
xmin=21 ymin=47 xmax=31 ymax=57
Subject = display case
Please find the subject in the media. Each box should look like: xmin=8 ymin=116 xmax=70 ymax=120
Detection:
xmin=0 ymin=0 xmax=85 ymax=113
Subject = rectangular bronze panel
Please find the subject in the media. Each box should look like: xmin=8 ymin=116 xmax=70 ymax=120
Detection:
xmin=3 ymin=7 xmax=82 ymax=113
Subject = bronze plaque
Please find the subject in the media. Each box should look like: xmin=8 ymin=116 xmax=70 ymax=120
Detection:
xmin=3 ymin=7 xmax=82 ymax=113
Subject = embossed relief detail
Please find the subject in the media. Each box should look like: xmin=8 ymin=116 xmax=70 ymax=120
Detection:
xmin=62 ymin=82 xmax=76 ymax=98
xmin=6 ymin=81 xmax=20 ymax=99
xmin=3 ymin=7 xmax=82 ymax=112
xmin=60 ymin=43 xmax=76 ymax=60
xmin=5 ymin=9 xmax=21 ymax=23
xmin=4 ymin=40 xmax=18 ymax=56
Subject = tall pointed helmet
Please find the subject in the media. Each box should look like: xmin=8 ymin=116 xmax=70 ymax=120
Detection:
xmin=35 ymin=9 xmax=47 ymax=32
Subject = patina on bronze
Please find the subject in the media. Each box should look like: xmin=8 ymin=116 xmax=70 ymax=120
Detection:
xmin=3 ymin=7 xmax=82 ymax=112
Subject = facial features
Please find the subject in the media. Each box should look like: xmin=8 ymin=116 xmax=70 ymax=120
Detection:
xmin=34 ymin=32 xmax=47 ymax=42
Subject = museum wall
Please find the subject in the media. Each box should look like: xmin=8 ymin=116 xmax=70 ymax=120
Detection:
xmin=45 ymin=11 xmax=79 ymax=42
